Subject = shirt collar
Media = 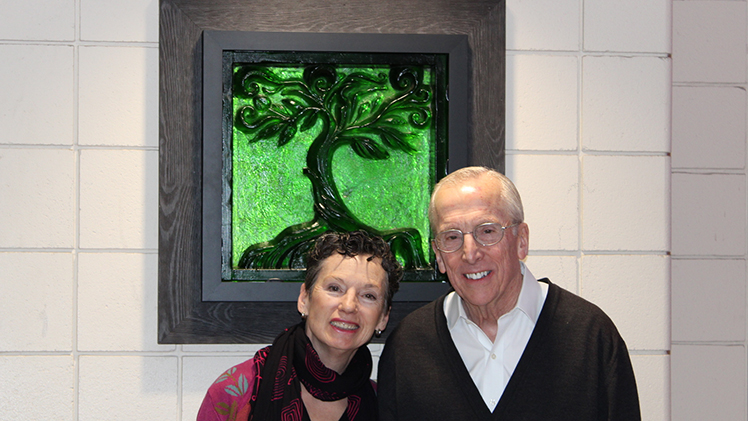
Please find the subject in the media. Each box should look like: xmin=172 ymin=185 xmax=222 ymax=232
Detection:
xmin=445 ymin=261 xmax=543 ymax=329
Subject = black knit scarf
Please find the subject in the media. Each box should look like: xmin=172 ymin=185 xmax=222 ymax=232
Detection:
xmin=248 ymin=322 xmax=378 ymax=421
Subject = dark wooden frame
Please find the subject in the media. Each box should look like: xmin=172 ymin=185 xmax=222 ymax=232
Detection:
xmin=159 ymin=0 xmax=505 ymax=343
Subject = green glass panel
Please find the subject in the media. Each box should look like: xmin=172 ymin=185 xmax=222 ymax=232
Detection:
xmin=226 ymin=56 xmax=443 ymax=275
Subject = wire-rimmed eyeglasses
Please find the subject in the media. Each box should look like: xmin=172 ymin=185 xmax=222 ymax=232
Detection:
xmin=433 ymin=222 xmax=519 ymax=253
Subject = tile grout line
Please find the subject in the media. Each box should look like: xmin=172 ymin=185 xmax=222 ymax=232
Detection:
xmin=577 ymin=0 xmax=585 ymax=297
xmin=73 ymin=0 xmax=81 ymax=420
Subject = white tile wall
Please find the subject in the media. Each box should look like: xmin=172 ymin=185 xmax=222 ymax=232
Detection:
xmin=0 ymin=253 xmax=74 ymax=352
xmin=582 ymin=156 xmax=670 ymax=251
xmin=0 ymin=0 xmax=75 ymax=41
xmin=77 ymin=252 xmax=172 ymax=351
xmin=584 ymin=0 xmax=671 ymax=53
xmin=181 ymin=344 xmax=268 ymax=353
xmin=79 ymin=149 xmax=159 ymax=249
xmin=505 ymin=54 xmax=579 ymax=151
xmin=0 ymin=45 xmax=75 ymax=145
xmin=80 ymin=0 xmax=159 ymax=43
xmin=78 ymin=356 xmax=179 ymax=421
xmin=368 ymin=343 xmax=385 ymax=379
xmin=582 ymin=56 xmax=671 ymax=152
xmin=0 ymin=356 xmax=75 ymax=419
xmin=506 ymin=0 xmax=580 ymax=51
xmin=672 ymin=173 xmax=746 ymax=256
xmin=671 ymin=345 xmax=747 ymax=420
xmin=672 ymin=86 xmax=746 ymax=170
xmin=0 ymin=148 xmax=76 ymax=248
xmin=78 ymin=46 xmax=159 ymax=147
xmin=672 ymin=259 xmax=746 ymax=342
xmin=673 ymin=1 xmax=747 ymax=83
xmin=671 ymin=1 xmax=748 ymax=419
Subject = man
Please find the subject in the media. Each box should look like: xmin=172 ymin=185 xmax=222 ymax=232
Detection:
xmin=377 ymin=166 xmax=640 ymax=420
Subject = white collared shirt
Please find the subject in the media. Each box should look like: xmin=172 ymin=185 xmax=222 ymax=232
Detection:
xmin=444 ymin=262 xmax=548 ymax=411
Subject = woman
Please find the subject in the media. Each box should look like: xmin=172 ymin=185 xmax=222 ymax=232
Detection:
xmin=197 ymin=231 xmax=402 ymax=421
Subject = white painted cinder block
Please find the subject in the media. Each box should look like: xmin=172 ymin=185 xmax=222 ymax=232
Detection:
xmin=582 ymin=56 xmax=670 ymax=153
xmin=182 ymin=355 xmax=258 ymax=421
xmin=672 ymin=173 xmax=746 ymax=256
xmin=0 ymin=253 xmax=73 ymax=351
xmin=506 ymin=154 xmax=579 ymax=251
xmin=182 ymin=344 xmax=269 ymax=353
xmin=78 ymin=46 xmax=159 ymax=147
xmin=0 ymin=0 xmax=74 ymax=41
xmin=368 ymin=344 xmax=385 ymax=381
xmin=524 ymin=255 xmax=578 ymax=294
xmin=77 ymin=253 xmax=173 ymax=352
xmin=0 ymin=149 xmax=75 ymax=248
xmin=506 ymin=0 xmax=580 ymax=51
xmin=79 ymin=149 xmax=159 ymax=249
xmin=671 ymin=344 xmax=747 ymax=420
xmin=80 ymin=0 xmax=159 ymax=43
xmin=631 ymin=354 xmax=670 ymax=421
xmin=672 ymin=86 xmax=746 ymax=170
xmin=367 ymin=343 xmax=384 ymax=358
xmin=506 ymin=54 xmax=579 ymax=151
xmin=582 ymin=155 xmax=669 ymax=251
xmin=581 ymin=254 xmax=670 ymax=351
xmin=673 ymin=1 xmax=747 ymax=83
xmin=0 ymin=45 xmax=75 ymax=145
xmin=672 ymin=259 xmax=746 ymax=342
xmin=0 ymin=356 xmax=75 ymax=419
xmin=583 ymin=0 xmax=670 ymax=53
xmin=78 ymin=356 xmax=178 ymax=421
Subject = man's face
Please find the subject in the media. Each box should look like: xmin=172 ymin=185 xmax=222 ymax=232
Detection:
xmin=431 ymin=175 xmax=529 ymax=314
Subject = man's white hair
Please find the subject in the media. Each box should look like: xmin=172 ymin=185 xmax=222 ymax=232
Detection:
xmin=428 ymin=166 xmax=524 ymax=231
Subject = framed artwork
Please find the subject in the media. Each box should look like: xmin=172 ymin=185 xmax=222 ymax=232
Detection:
xmin=202 ymin=31 xmax=467 ymax=303
xmin=159 ymin=0 xmax=505 ymax=343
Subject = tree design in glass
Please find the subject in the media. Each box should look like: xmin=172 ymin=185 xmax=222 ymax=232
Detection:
xmin=232 ymin=63 xmax=436 ymax=271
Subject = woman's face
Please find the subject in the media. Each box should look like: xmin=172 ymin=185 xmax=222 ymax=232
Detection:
xmin=298 ymin=253 xmax=390 ymax=371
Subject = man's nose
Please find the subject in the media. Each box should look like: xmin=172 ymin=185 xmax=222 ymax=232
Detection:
xmin=461 ymin=233 xmax=482 ymax=263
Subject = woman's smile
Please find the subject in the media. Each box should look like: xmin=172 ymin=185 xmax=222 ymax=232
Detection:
xmin=330 ymin=319 xmax=359 ymax=331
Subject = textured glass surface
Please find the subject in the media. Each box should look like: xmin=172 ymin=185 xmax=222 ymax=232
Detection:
xmin=332 ymin=142 xmax=432 ymax=257
xmin=229 ymin=60 xmax=439 ymax=272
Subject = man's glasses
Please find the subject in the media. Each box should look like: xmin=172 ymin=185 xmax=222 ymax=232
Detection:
xmin=433 ymin=222 xmax=519 ymax=253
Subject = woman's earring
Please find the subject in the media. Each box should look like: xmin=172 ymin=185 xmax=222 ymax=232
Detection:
xmin=374 ymin=329 xmax=382 ymax=338
xmin=301 ymin=312 xmax=307 ymax=319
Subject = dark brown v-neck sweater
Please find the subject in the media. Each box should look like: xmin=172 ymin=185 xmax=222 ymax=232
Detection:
xmin=377 ymin=280 xmax=641 ymax=420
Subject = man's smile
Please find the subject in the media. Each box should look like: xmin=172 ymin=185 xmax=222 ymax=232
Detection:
xmin=464 ymin=270 xmax=491 ymax=280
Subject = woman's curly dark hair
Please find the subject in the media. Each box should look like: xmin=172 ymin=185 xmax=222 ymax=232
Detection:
xmin=305 ymin=231 xmax=402 ymax=310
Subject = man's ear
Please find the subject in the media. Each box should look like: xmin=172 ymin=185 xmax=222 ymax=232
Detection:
xmin=431 ymin=241 xmax=446 ymax=274
xmin=297 ymin=283 xmax=309 ymax=315
xmin=516 ymin=222 xmax=529 ymax=260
